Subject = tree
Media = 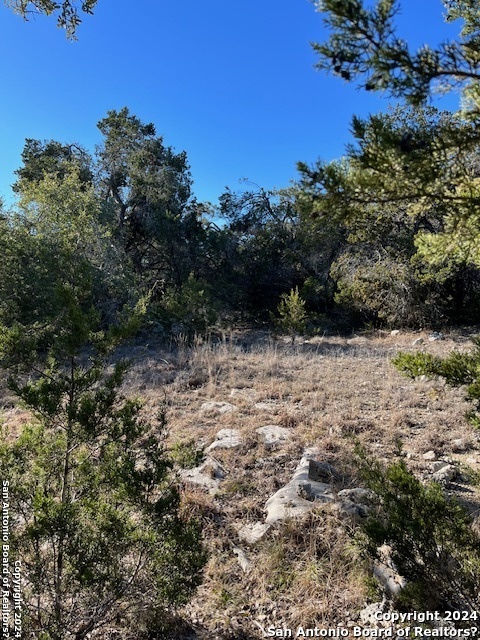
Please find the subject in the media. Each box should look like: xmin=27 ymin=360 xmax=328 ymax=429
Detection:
xmin=0 ymin=292 xmax=206 ymax=639
xmin=13 ymin=139 xmax=93 ymax=193
xmin=9 ymin=157 xmax=134 ymax=326
xmin=312 ymin=0 xmax=480 ymax=107
xmin=305 ymin=2 xmax=480 ymax=269
xmin=4 ymin=0 xmax=98 ymax=38
xmin=96 ymin=108 xmax=205 ymax=293
xmin=216 ymin=184 xmax=340 ymax=319
xmin=275 ymin=287 xmax=307 ymax=342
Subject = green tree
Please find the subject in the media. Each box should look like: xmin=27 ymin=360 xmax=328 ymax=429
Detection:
xmin=275 ymin=287 xmax=307 ymax=342
xmin=312 ymin=0 xmax=480 ymax=106
xmin=4 ymin=0 xmax=97 ymax=38
xmin=0 ymin=294 xmax=205 ymax=639
xmin=13 ymin=139 xmax=93 ymax=193
xmin=217 ymin=184 xmax=340 ymax=320
xmin=307 ymin=2 xmax=480 ymax=268
xmin=0 ymin=164 xmax=102 ymax=329
xmin=96 ymin=108 xmax=206 ymax=293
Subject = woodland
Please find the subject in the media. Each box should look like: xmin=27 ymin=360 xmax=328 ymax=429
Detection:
xmin=2 ymin=1 xmax=480 ymax=638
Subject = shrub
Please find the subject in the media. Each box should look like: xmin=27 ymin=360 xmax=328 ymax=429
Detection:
xmin=0 ymin=293 xmax=206 ymax=639
xmin=275 ymin=287 xmax=307 ymax=343
xmin=357 ymin=453 xmax=480 ymax=612
xmin=393 ymin=339 xmax=480 ymax=428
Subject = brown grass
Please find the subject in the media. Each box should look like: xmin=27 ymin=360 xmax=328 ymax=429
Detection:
xmin=3 ymin=328 xmax=480 ymax=638
xmin=118 ymin=328 xmax=480 ymax=637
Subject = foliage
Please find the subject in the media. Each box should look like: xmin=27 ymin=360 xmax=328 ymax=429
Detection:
xmin=393 ymin=339 xmax=480 ymax=428
xmin=306 ymin=1 xmax=480 ymax=269
xmin=357 ymin=453 xmax=480 ymax=612
xmin=13 ymin=139 xmax=93 ymax=193
xmin=325 ymin=191 xmax=480 ymax=327
xmin=4 ymin=0 xmax=97 ymax=38
xmin=160 ymin=273 xmax=218 ymax=336
xmin=302 ymin=0 xmax=480 ymax=320
xmin=170 ymin=438 xmax=205 ymax=470
xmin=0 ymin=293 xmax=206 ymax=639
xmin=6 ymin=161 xmax=135 ymax=327
xmin=275 ymin=287 xmax=307 ymax=342
xmin=312 ymin=0 xmax=480 ymax=106
xmin=96 ymin=107 xmax=207 ymax=295
xmin=217 ymin=185 xmax=340 ymax=319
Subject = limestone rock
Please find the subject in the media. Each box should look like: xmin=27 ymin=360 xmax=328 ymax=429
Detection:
xmin=230 ymin=388 xmax=256 ymax=401
xmin=373 ymin=544 xmax=406 ymax=596
xmin=256 ymin=425 xmax=291 ymax=447
xmin=264 ymin=450 xmax=336 ymax=524
xmin=237 ymin=522 xmax=271 ymax=545
xmin=430 ymin=460 xmax=450 ymax=473
xmin=200 ymin=401 xmax=238 ymax=415
xmin=432 ymin=463 xmax=457 ymax=484
xmin=254 ymin=402 xmax=275 ymax=411
xmin=232 ymin=547 xmax=251 ymax=572
xmin=337 ymin=488 xmax=374 ymax=518
xmin=359 ymin=602 xmax=387 ymax=627
xmin=180 ymin=458 xmax=226 ymax=494
xmin=308 ymin=460 xmax=339 ymax=482
xmin=451 ymin=438 xmax=468 ymax=452
xmin=423 ymin=450 xmax=436 ymax=461
xmin=206 ymin=428 xmax=242 ymax=452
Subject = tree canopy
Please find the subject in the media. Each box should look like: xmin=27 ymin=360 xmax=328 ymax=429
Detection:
xmin=302 ymin=1 xmax=480 ymax=268
xmin=4 ymin=0 xmax=97 ymax=38
xmin=312 ymin=0 xmax=480 ymax=108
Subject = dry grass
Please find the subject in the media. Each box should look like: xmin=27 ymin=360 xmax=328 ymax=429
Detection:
xmin=117 ymin=328 xmax=480 ymax=638
xmin=3 ymin=328 xmax=480 ymax=638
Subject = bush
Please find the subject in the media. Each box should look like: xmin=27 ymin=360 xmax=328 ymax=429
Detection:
xmin=357 ymin=453 xmax=480 ymax=612
xmin=0 ymin=293 xmax=206 ymax=639
xmin=275 ymin=287 xmax=307 ymax=342
xmin=393 ymin=339 xmax=480 ymax=427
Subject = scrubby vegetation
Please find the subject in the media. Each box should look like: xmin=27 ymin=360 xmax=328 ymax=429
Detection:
xmin=3 ymin=0 xmax=480 ymax=637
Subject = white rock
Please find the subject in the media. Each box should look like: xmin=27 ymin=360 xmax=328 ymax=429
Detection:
xmin=432 ymin=464 xmax=456 ymax=484
xmin=232 ymin=547 xmax=251 ymax=572
xmin=256 ymin=425 xmax=291 ymax=447
xmin=200 ymin=401 xmax=238 ymax=414
xmin=423 ymin=450 xmax=436 ymax=461
xmin=412 ymin=337 xmax=425 ymax=346
xmin=359 ymin=602 xmax=387 ymax=626
xmin=428 ymin=332 xmax=444 ymax=341
xmin=430 ymin=460 xmax=450 ymax=473
xmin=206 ymin=428 xmax=242 ymax=452
xmin=180 ymin=459 xmax=225 ymax=494
xmin=229 ymin=388 xmax=256 ymax=401
xmin=237 ymin=522 xmax=271 ymax=544
xmin=373 ymin=544 xmax=406 ymax=596
xmin=452 ymin=438 xmax=468 ymax=452
xmin=390 ymin=330 xmax=400 ymax=336
xmin=264 ymin=450 xmax=335 ymax=524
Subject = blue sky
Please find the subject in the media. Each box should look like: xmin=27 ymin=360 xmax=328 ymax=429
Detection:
xmin=0 ymin=0 xmax=461 ymax=207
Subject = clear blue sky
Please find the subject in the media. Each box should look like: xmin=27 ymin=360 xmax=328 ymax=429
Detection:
xmin=0 ymin=0 xmax=461 ymax=206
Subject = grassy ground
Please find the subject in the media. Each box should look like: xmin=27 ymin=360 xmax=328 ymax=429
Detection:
xmin=118 ymin=328 xmax=479 ymax=638
xmin=2 ymin=328 xmax=480 ymax=638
